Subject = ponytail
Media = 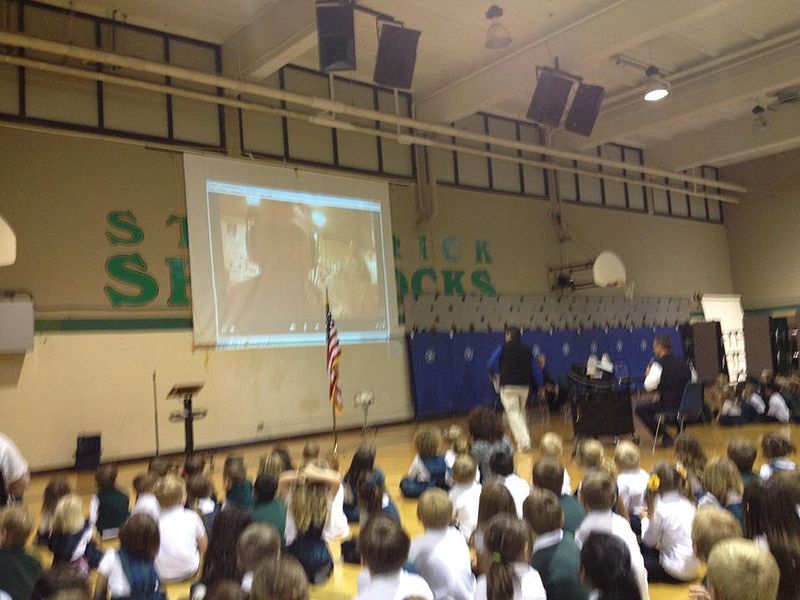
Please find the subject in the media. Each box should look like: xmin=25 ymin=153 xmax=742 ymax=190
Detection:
xmin=483 ymin=514 xmax=530 ymax=600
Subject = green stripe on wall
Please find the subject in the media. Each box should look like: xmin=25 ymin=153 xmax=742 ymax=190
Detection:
xmin=743 ymin=304 xmax=800 ymax=316
xmin=35 ymin=318 xmax=193 ymax=332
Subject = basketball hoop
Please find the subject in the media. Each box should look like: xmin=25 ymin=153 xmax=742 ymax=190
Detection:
xmin=593 ymin=251 xmax=626 ymax=288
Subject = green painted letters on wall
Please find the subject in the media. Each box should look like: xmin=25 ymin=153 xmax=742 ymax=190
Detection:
xmin=471 ymin=270 xmax=497 ymax=296
xmin=103 ymin=253 xmax=159 ymax=306
xmin=442 ymin=270 xmax=465 ymax=295
xmin=166 ymin=215 xmax=189 ymax=249
xmin=106 ymin=211 xmax=145 ymax=246
xmin=165 ymin=257 xmax=191 ymax=306
xmin=411 ymin=268 xmax=437 ymax=296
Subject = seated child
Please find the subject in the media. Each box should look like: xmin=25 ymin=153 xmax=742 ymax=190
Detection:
xmin=0 ymin=505 xmax=43 ymax=600
xmin=579 ymin=532 xmax=642 ymax=600
xmin=473 ymin=482 xmax=516 ymax=575
xmin=539 ymin=432 xmax=571 ymax=495
xmin=198 ymin=505 xmax=253 ymax=591
xmin=301 ymin=441 xmax=320 ymax=467
xmin=90 ymin=464 xmax=130 ymax=540
xmin=36 ymin=477 xmax=71 ymax=545
xmin=706 ymin=539 xmax=779 ymax=600
xmin=341 ymin=445 xmax=379 ymax=523
xmin=94 ymin=514 xmax=164 ymax=600
xmin=409 ymin=489 xmax=475 ymax=600
xmin=574 ymin=439 xmax=604 ymax=495
xmin=532 ymin=457 xmax=586 ymax=534
xmin=764 ymin=382 xmax=792 ymax=423
xmin=468 ymin=407 xmax=513 ymax=485
xmin=443 ymin=424 xmax=465 ymax=473
xmin=488 ymin=449 xmax=530 ymax=518
xmin=341 ymin=470 xmax=400 ymax=565
xmin=400 ymin=426 xmax=448 ymax=498
xmin=148 ymin=457 xmax=172 ymax=478
xmin=640 ymin=462 xmax=700 ymax=583
xmin=237 ymin=523 xmax=281 ymax=593
xmin=187 ymin=474 xmax=219 ymax=533
xmin=223 ymin=456 xmax=254 ymax=510
xmin=574 ymin=471 xmax=648 ymax=600
xmin=758 ymin=432 xmax=796 ymax=480
xmin=316 ymin=456 xmax=349 ymax=542
xmin=251 ymin=473 xmax=287 ymax=547
xmin=474 ymin=514 xmax=546 ymax=600
xmin=251 ymin=555 xmax=309 ymax=600
xmin=355 ymin=514 xmax=433 ymax=600
xmin=448 ymin=455 xmax=482 ymax=541
xmin=689 ymin=505 xmax=743 ymax=598
xmin=522 ymin=489 xmax=589 ymax=600
xmin=48 ymin=494 xmax=101 ymax=576
xmin=154 ymin=475 xmax=208 ymax=582
xmin=613 ymin=441 xmax=649 ymax=527
xmin=726 ymin=438 xmax=757 ymax=488
xmin=446 ymin=436 xmax=477 ymax=486
xmin=183 ymin=455 xmax=207 ymax=480
xmin=28 ymin=563 xmax=91 ymax=600
xmin=131 ymin=473 xmax=160 ymax=522
xmin=675 ymin=432 xmax=707 ymax=498
xmin=741 ymin=380 xmax=766 ymax=423
xmin=699 ymin=458 xmax=744 ymax=523
xmin=279 ymin=464 xmax=340 ymax=584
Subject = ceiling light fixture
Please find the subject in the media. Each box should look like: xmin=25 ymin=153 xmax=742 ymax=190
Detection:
xmin=485 ymin=5 xmax=511 ymax=49
xmin=751 ymin=104 xmax=769 ymax=133
xmin=643 ymin=65 xmax=670 ymax=102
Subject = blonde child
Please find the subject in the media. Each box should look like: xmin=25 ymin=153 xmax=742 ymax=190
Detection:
xmin=409 ymin=489 xmax=475 ymax=600
xmin=354 ymin=514 xmax=433 ymax=600
xmin=301 ymin=442 xmax=320 ymax=467
xmin=613 ymin=441 xmax=649 ymax=532
xmin=0 ymin=505 xmax=43 ymax=600
xmin=640 ymin=462 xmax=700 ymax=583
xmin=688 ymin=505 xmax=743 ymax=599
xmin=36 ymin=477 xmax=71 ymax=545
xmin=539 ymin=432 xmax=571 ymax=495
xmin=443 ymin=424 xmax=465 ymax=472
xmin=759 ymin=432 xmax=796 ymax=480
xmin=251 ymin=555 xmax=310 ymax=600
xmin=131 ymin=473 xmax=160 ymax=522
xmin=675 ymin=432 xmax=707 ymax=497
xmin=401 ymin=426 xmax=448 ymax=498
xmin=48 ymin=494 xmax=99 ymax=576
xmin=474 ymin=514 xmax=546 ymax=600
xmin=699 ymin=458 xmax=744 ymax=523
xmin=90 ymin=464 xmax=130 ymax=540
xmin=706 ymin=539 xmax=779 ymax=600
xmin=575 ymin=439 xmax=604 ymax=495
xmin=449 ymin=455 xmax=482 ymax=541
xmin=154 ymin=475 xmax=208 ymax=582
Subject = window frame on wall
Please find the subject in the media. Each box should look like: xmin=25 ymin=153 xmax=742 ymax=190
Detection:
xmin=652 ymin=164 xmax=724 ymax=224
xmin=238 ymin=63 xmax=417 ymax=181
xmin=0 ymin=0 xmax=226 ymax=150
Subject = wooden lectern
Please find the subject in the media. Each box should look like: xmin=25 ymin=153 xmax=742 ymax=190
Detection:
xmin=167 ymin=384 xmax=207 ymax=455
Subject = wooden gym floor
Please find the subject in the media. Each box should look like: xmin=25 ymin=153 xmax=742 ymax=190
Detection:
xmin=20 ymin=411 xmax=799 ymax=600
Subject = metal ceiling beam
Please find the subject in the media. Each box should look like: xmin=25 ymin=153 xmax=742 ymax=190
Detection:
xmin=571 ymin=40 xmax=800 ymax=151
xmin=222 ymin=0 xmax=316 ymax=80
xmin=414 ymin=0 xmax=746 ymax=124
xmin=646 ymin=107 xmax=800 ymax=170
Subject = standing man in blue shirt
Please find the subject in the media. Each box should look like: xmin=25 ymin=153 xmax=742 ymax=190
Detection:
xmin=487 ymin=327 xmax=538 ymax=452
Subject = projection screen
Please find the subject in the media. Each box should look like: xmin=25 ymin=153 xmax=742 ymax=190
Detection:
xmin=184 ymin=154 xmax=399 ymax=348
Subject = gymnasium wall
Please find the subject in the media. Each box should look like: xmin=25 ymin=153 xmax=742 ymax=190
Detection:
xmin=0 ymin=125 xmax=734 ymax=469
xmin=721 ymin=148 xmax=800 ymax=312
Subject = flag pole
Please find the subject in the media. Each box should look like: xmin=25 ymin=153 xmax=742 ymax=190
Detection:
xmin=327 ymin=288 xmax=339 ymax=457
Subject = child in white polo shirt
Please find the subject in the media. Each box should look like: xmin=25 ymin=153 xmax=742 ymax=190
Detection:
xmin=489 ymin=449 xmax=530 ymax=519
xmin=153 ymin=475 xmax=207 ymax=582
xmin=449 ymin=455 xmax=482 ymax=541
xmin=355 ymin=514 xmax=433 ymax=600
xmin=409 ymin=489 xmax=475 ymax=600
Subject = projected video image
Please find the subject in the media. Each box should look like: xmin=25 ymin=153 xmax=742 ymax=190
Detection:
xmin=206 ymin=181 xmax=389 ymax=346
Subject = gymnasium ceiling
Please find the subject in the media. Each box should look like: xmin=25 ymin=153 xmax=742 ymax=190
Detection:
xmin=33 ymin=0 xmax=800 ymax=170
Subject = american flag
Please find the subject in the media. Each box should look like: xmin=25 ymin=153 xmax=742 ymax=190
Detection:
xmin=326 ymin=298 xmax=343 ymax=414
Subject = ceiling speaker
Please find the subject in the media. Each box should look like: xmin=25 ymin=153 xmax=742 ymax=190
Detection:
xmin=316 ymin=1 xmax=356 ymax=72
xmin=526 ymin=70 xmax=574 ymax=127
xmin=373 ymin=24 xmax=421 ymax=89
xmin=565 ymin=83 xmax=605 ymax=136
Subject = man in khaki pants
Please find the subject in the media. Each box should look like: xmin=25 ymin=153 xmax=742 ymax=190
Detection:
xmin=488 ymin=327 xmax=534 ymax=451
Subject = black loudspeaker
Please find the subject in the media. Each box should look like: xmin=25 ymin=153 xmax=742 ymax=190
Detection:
xmin=373 ymin=24 xmax=421 ymax=89
xmin=75 ymin=434 xmax=101 ymax=471
xmin=692 ymin=321 xmax=726 ymax=383
xmin=526 ymin=70 xmax=574 ymax=127
xmin=565 ymin=83 xmax=605 ymax=136
xmin=316 ymin=2 xmax=356 ymax=72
